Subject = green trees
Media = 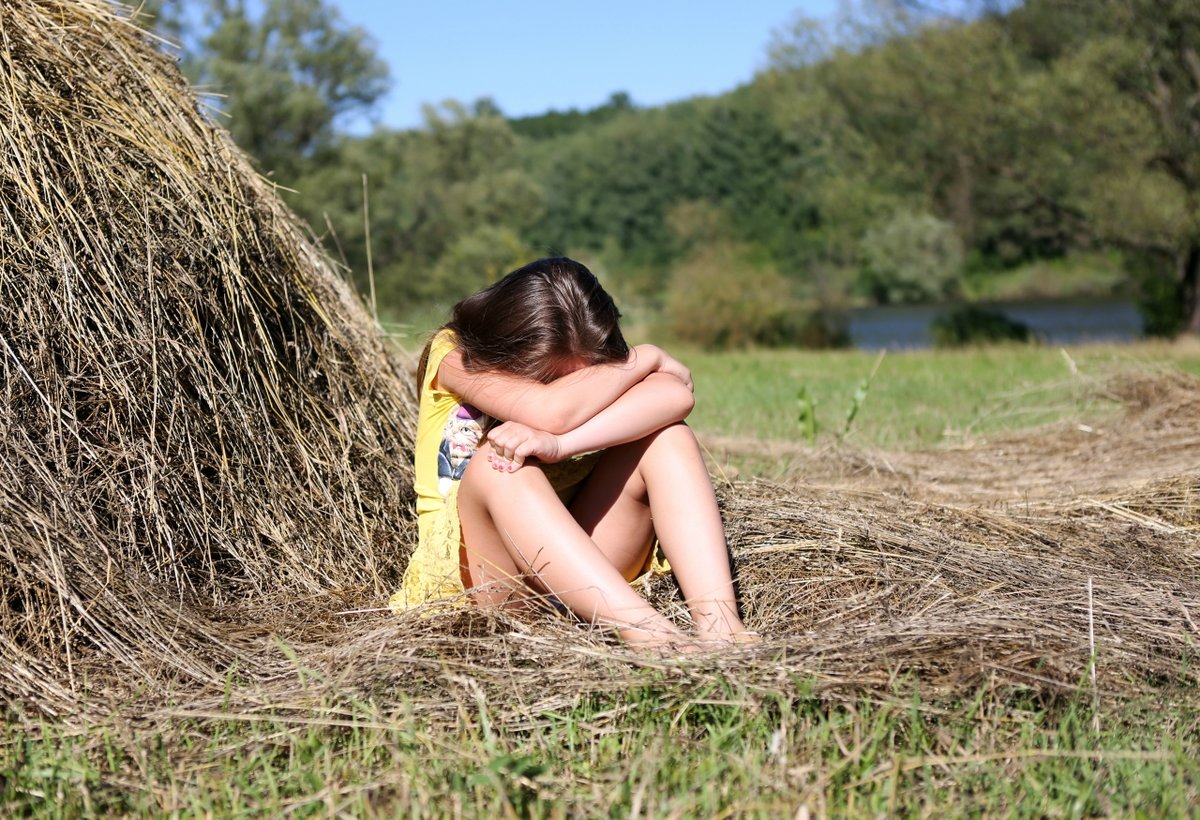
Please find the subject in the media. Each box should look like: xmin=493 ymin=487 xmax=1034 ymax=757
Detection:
xmin=752 ymin=1 xmax=1200 ymax=337
xmin=292 ymin=103 xmax=542 ymax=306
xmin=529 ymin=105 xmax=703 ymax=276
xmin=524 ymin=91 xmax=811 ymax=315
xmin=145 ymin=0 xmax=1200 ymax=342
xmin=859 ymin=211 xmax=963 ymax=304
xmin=172 ymin=0 xmax=389 ymax=181
xmin=1091 ymin=0 xmax=1200 ymax=333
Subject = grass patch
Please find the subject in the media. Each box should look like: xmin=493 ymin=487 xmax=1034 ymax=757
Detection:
xmin=685 ymin=340 xmax=1200 ymax=450
xmin=5 ymin=684 xmax=1197 ymax=817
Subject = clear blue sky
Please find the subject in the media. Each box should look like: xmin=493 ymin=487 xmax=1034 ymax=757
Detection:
xmin=329 ymin=1 xmax=836 ymax=130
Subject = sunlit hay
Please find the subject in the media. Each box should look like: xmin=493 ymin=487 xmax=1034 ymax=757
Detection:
xmin=171 ymin=375 xmax=1197 ymax=730
xmin=890 ymin=370 xmax=1200 ymax=503
xmin=128 ymin=393 xmax=1198 ymax=733
xmin=0 ymin=0 xmax=416 ymax=717
xmin=131 ymin=489 xmax=1197 ymax=740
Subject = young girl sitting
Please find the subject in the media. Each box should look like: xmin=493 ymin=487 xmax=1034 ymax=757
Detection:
xmin=393 ymin=257 xmax=752 ymax=647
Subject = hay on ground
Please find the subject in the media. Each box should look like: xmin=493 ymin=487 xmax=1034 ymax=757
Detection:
xmin=703 ymin=369 xmax=1200 ymax=504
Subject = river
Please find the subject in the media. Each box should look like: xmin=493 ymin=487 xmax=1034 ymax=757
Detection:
xmin=844 ymin=299 xmax=1143 ymax=350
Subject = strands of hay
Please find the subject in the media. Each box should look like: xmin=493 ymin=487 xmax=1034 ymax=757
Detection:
xmin=1 ymin=0 xmax=416 ymax=717
xmin=845 ymin=370 xmax=1200 ymax=503
xmin=142 ymin=457 xmax=1198 ymax=733
xmin=72 ymin=377 xmax=1196 ymax=731
xmin=1 ymin=0 xmax=1197 ymax=737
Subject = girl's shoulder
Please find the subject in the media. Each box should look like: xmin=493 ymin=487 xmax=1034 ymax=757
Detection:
xmin=418 ymin=328 xmax=459 ymax=394
xmin=428 ymin=328 xmax=457 ymax=359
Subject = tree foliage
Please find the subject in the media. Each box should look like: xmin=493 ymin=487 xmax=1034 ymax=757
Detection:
xmin=1087 ymin=0 xmax=1200 ymax=332
xmin=860 ymin=211 xmax=964 ymax=304
xmin=173 ymin=0 xmax=389 ymax=180
xmin=664 ymin=242 xmax=795 ymax=349
xmin=156 ymin=0 xmax=1200 ymax=339
xmin=291 ymin=102 xmax=543 ymax=305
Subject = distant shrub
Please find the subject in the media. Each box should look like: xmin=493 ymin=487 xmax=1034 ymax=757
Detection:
xmin=1127 ymin=251 xmax=1186 ymax=337
xmin=761 ymin=308 xmax=851 ymax=349
xmin=665 ymin=243 xmax=817 ymax=349
xmin=426 ymin=225 xmax=532 ymax=300
xmin=859 ymin=210 xmax=964 ymax=304
xmin=930 ymin=305 xmax=1033 ymax=347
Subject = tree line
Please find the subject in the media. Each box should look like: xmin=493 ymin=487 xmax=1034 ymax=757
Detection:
xmin=141 ymin=0 xmax=1200 ymax=346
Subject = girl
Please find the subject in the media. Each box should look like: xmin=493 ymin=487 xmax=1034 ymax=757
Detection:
xmin=394 ymin=257 xmax=751 ymax=647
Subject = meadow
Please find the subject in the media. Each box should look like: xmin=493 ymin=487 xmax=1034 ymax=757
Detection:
xmin=691 ymin=340 xmax=1200 ymax=448
xmin=6 ymin=340 xmax=1199 ymax=818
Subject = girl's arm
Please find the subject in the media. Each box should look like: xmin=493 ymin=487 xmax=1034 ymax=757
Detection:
xmin=484 ymin=373 xmax=694 ymax=470
xmin=438 ymin=344 xmax=691 ymax=434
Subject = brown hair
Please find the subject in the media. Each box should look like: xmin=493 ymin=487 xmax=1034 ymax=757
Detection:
xmin=417 ymin=257 xmax=629 ymax=388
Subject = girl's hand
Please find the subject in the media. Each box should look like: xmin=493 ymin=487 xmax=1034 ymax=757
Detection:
xmin=633 ymin=344 xmax=693 ymax=392
xmin=485 ymin=421 xmax=563 ymax=471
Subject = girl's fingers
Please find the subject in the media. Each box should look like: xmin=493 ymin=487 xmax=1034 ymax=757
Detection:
xmin=486 ymin=438 xmax=523 ymax=471
xmin=485 ymin=423 xmax=556 ymax=471
xmin=487 ymin=445 xmax=509 ymax=470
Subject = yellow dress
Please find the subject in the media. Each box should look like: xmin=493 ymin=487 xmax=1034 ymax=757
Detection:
xmin=390 ymin=330 xmax=667 ymax=611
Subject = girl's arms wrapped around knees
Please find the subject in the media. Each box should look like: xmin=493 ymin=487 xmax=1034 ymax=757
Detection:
xmin=484 ymin=372 xmax=695 ymax=471
xmin=438 ymin=343 xmax=692 ymax=434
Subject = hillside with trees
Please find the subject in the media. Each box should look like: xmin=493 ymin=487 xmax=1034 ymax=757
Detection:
xmin=145 ymin=0 xmax=1200 ymax=345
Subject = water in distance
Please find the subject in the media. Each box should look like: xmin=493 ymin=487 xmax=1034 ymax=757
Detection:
xmin=844 ymin=299 xmax=1142 ymax=351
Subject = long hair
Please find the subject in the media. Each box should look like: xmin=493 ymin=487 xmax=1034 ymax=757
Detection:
xmin=417 ymin=257 xmax=629 ymax=387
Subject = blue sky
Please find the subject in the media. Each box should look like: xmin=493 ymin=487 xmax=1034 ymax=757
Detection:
xmin=329 ymin=1 xmax=838 ymax=130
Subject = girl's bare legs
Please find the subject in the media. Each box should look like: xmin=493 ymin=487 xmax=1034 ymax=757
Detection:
xmin=570 ymin=422 xmax=749 ymax=640
xmin=457 ymin=443 xmax=686 ymax=645
xmin=457 ymin=423 xmax=750 ymax=643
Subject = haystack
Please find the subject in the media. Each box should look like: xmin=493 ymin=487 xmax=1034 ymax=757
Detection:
xmin=0 ymin=0 xmax=417 ymax=716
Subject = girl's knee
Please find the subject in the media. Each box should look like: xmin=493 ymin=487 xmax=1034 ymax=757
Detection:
xmin=459 ymin=442 xmax=552 ymax=505
xmin=645 ymin=421 xmax=699 ymax=455
xmin=615 ymin=421 xmax=694 ymax=459
xmin=460 ymin=446 xmax=502 ymax=498
xmin=660 ymin=420 xmax=695 ymax=441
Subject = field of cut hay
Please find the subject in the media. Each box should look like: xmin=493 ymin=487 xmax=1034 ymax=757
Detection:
xmin=2 ymin=1 xmax=1198 ymax=815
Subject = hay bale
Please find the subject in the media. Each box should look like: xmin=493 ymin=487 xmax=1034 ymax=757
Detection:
xmin=0 ymin=0 xmax=417 ymax=716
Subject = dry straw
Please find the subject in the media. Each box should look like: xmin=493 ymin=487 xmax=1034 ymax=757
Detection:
xmin=1 ymin=0 xmax=1198 ymax=731
xmin=1 ymin=0 xmax=417 ymax=717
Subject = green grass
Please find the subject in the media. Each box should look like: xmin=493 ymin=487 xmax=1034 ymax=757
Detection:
xmin=686 ymin=341 xmax=1200 ymax=450
xmin=5 ymin=684 xmax=1198 ymax=817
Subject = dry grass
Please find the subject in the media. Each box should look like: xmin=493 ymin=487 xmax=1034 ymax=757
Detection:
xmin=820 ymin=370 xmax=1200 ymax=504
xmin=0 ymin=0 xmax=416 ymax=718
xmin=151 ymin=401 xmax=1197 ymax=732
xmin=700 ymin=364 xmax=1200 ymax=502
xmin=1 ymin=0 xmax=1198 ymax=745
